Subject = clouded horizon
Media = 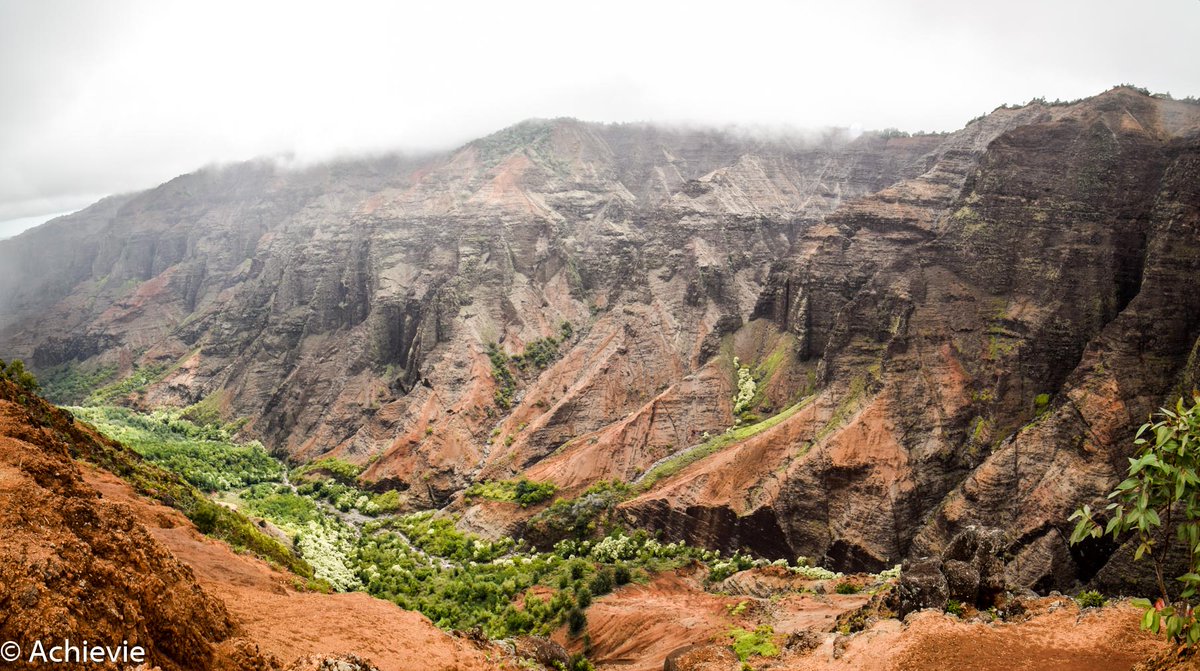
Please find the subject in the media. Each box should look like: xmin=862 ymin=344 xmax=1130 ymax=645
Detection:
xmin=2 ymin=0 xmax=1198 ymax=237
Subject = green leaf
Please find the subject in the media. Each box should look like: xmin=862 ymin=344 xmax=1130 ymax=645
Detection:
xmin=1146 ymin=508 xmax=1162 ymax=527
xmin=1104 ymin=514 xmax=1122 ymax=535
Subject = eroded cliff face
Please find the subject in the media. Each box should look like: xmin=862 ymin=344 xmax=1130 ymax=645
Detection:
xmin=620 ymin=90 xmax=1200 ymax=587
xmin=2 ymin=88 xmax=1199 ymax=588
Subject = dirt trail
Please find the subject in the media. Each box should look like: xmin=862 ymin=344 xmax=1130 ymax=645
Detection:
xmin=82 ymin=465 xmax=503 ymax=671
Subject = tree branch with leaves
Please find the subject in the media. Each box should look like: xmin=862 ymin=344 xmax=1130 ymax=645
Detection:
xmin=1070 ymin=393 xmax=1200 ymax=646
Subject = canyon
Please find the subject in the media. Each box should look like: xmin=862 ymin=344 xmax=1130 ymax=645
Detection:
xmin=2 ymin=85 xmax=1200 ymax=617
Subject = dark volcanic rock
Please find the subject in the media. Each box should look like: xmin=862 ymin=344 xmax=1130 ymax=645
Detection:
xmin=897 ymin=557 xmax=949 ymax=617
xmin=899 ymin=526 xmax=1012 ymax=615
xmin=942 ymin=559 xmax=981 ymax=603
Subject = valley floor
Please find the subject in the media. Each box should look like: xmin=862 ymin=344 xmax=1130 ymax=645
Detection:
xmin=82 ymin=464 xmax=1172 ymax=671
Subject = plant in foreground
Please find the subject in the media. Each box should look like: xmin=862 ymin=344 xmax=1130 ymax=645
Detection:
xmin=1070 ymin=394 xmax=1200 ymax=645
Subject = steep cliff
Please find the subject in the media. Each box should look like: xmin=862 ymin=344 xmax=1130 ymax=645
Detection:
xmin=2 ymin=88 xmax=1198 ymax=589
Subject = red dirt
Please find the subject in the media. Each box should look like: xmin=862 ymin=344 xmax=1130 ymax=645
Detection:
xmin=545 ymin=560 xmax=1165 ymax=671
xmin=555 ymin=570 xmax=744 ymax=670
xmin=775 ymin=600 xmax=1161 ymax=671
xmin=81 ymin=465 xmax=505 ymax=671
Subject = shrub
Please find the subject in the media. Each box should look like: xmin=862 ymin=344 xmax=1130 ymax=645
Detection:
xmin=0 ymin=358 xmax=39 ymax=392
xmin=569 ymin=560 xmax=586 ymax=581
xmin=567 ymin=607 xmax=587 ymax=636
xmin=575 ymin=585 xmax=592 ymax=608
xmin=613 ymin=563 xmax=632 ymax=586
xmin=946 ymin=599 xmax=965 ymax=617
xmin=588 ymin=569 xmax=614 ymax=596
xmin=40 ymin=362 xmax=120 ymax=403
xmin=1076 ymin=590 xmax=1105 ymax=608
xmin=1070 ymin=394 xmax=1200 ymax=645
xmin=731 ymin=358 xmax=756 ymax=417
xmin=466 ymin=478 xmax=557 ymax=507
xmin=1034 ymin=393 xmax=1052 ymax=415
xmin=729 ymin=625 xmax=778 ymax=661
xmin=526 ymin=480 xmax=631 ymax=545
xmin=835 ymin=581 xmax=861 ymax=594
xmin=486 ymin=342 xmax=517 ymax=409
xmin=70 ymin=405 xmax=283 ymax=491
xmin=292 ymin=456 xmax=363 ymax=485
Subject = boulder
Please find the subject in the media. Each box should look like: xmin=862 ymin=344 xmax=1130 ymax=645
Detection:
xmin=514 ymin=636 xmax=571 ymax=670
xmin=897 ymin=557 xmax=948 ymax=616
xmin=942 ymin=559 xmax=980 ymax=603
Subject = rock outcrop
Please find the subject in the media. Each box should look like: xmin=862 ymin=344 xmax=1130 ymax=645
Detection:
xmin=897 ymin=526 xmax=1008 ymax=616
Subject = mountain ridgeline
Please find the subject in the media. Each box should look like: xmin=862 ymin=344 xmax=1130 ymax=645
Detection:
xmin=2 ymin=87 xmax=1199 ymax=593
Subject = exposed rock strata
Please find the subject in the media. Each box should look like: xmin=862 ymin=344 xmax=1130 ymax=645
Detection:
xmin=2 ymin=89 xmax=1199 ymax=589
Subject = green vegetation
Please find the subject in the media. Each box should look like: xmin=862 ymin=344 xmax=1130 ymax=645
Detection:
xmin=637 ymin=395 xmax=814 ymax=492
xmin=487 ymin=342 xmax=518 ymax=409
xmin=728 ymin=625 xmax=779 ymax=662
xmin=241 ymin=483 xmax=323 ymax=526
xmin=40 ymin=362 xmax=117 ymax=404
xmin=525 ymin=480 xmax=632 ymax=545
xmin=835 ymin=581 xmax=861 ymax=594
xmin=515 ymin=336 xmax=562 ymax=371
xmin=180 ymin=390 xmax=230 ymax=427
xmin=945 ymin=599 xmax=965 ymax=617
xmin=1070 ymin=393 xmax=1200 ymax=645
xmin=85 ymin=363 xmax=170 ymax=405
xmin=1075 ymin=590 xmax=1106 ymax=609
xmin=0 ymin=358 xmax=39 ymax=393
xmin=75 ymin=418 xmax=313 ymax=579
xmin=1034 ymin=393 xmax=1052 ymax=416
xmin=292 ymin=460 xmax=403 ymax=516
xmin=486 ymin=324 xmax=574 ymax=410
xmin=732 ymin=357 xmax=757 ymax=419
xmin=466 ymin=478 xmax=557 ymax=507
xmin=69 ymin=405 xmax=283 ymax=491
xmin=292 ymin=456 xmax=364 ymax=484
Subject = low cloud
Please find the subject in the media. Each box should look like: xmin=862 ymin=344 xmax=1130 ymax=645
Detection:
xmin=2 ymin=0 xmax=1198 ymax=237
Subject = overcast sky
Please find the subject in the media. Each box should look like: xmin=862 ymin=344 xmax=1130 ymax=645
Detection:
xmin=2 ymin=0 xmax=1198 ymax=237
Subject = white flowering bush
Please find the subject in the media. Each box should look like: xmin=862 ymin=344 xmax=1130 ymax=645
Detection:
xmin=590 ymin=534 xmax=647 ymax=562
xmin=709 ymin=551 xmax=756 ymax=582
xmin=873 ymin=564 xmax=902 ymax=581
xmin=732 ymin=357 xmax=757 ymax=416
xmin=296 ymin=519 xmax=361 ymax=591
xmin=789 ymin=564 xmax=842 ymax=580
